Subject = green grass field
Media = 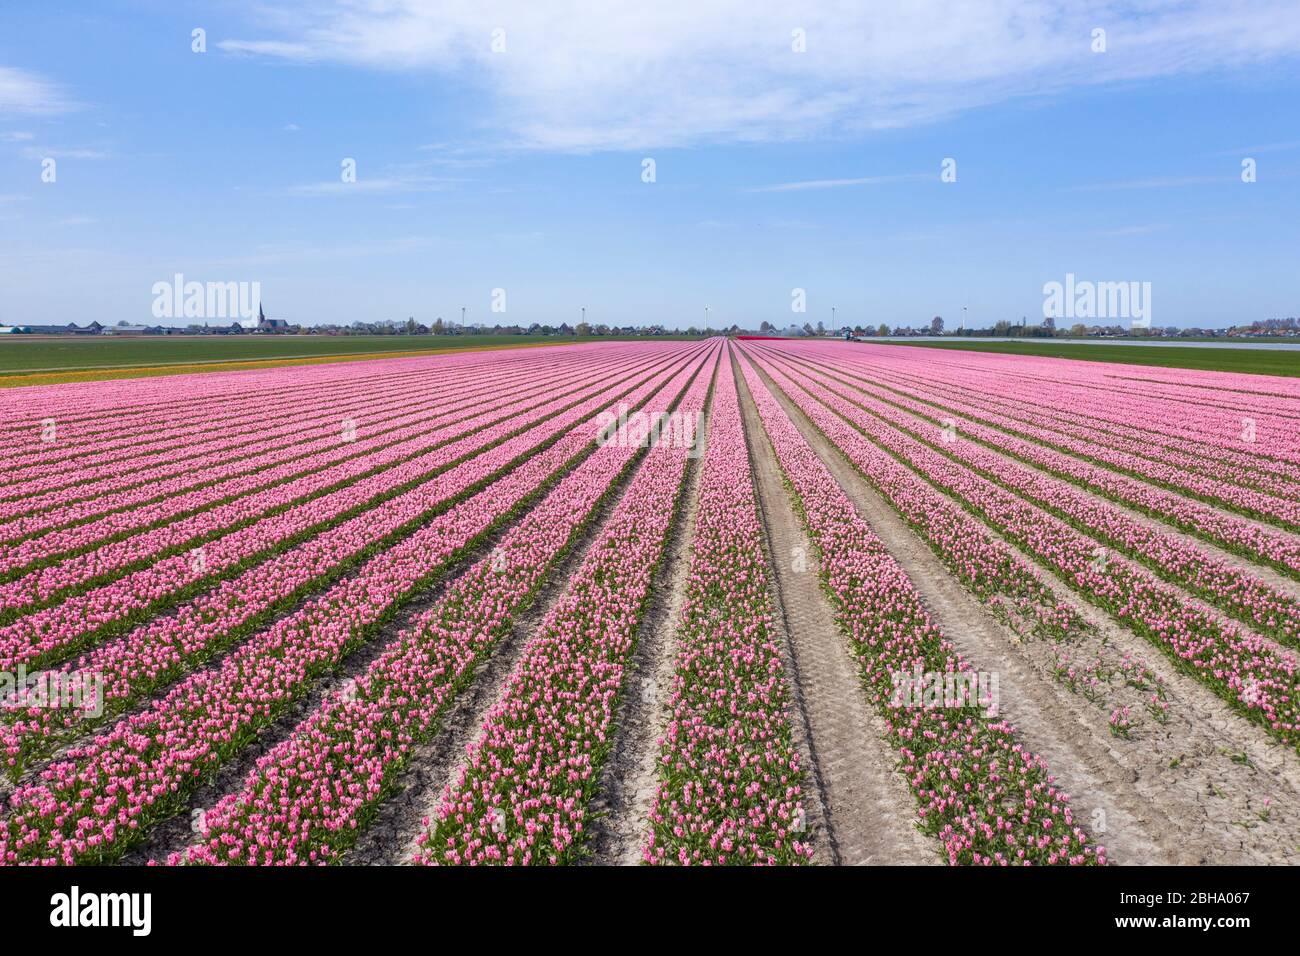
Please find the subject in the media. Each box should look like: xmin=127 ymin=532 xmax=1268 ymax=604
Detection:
xmin=876 ymin=339 xmax=1300 ymax=377
xmin=0 ymin=334 xmax=697 ymax=375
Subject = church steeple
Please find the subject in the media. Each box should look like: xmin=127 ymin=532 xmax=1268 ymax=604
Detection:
xmin=258 ymin=302 xmax=266 ymax=323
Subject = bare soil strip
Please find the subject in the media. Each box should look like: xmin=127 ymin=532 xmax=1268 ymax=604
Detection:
xmin=736 ymin=356 xmax=939 ymax=866
xmin=735 ymin=364 xmax=834 ymax=866
xmin=752 ymin=358 xmax=1300 ymax=864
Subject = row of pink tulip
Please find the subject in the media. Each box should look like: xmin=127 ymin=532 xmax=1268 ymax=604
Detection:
xmin=0 ymin=344 xmax=579 ymax=469
xmin=0 ymin=344 xmax=622 ymax=458
xmin=970 ymin=354 xmax=1300 ymax=465
xmin=643 ymin=354 xmax=810 ymax=865
xmin=170 ymin=346 xmax=718 ymax=864
xmin=852 ymin=351 xmax=1300 ymax=485
xmin=0 ymin=351 xmax=444 ymax=447
xmin=0 ymin=355 xmax=635 ymax=567
xmin=738 ymin=351 xmax=1087 ymax=644
xmin=0 ymin=356 xmax=671 ymax=673
xmin=417 ymin=354 xmax=719 ymax=865
xmin=0 ymin=352 xmax=610 ymax=512
xmin=781 ymin=349 xmax=1300 ymax=580
xmin=0 ymin=356 xmax=486 ymax=481
xmin=0 ymin=350 xmax=702 ymax=777
xmin=736 ymin=351 xmax=1102 ymax=865
xmin=765 ymin=351 xmax=1300 ymax=648
xmin=949 ymin=368 xmax=1300 ymax=486
xmin=1 ymin=376 xmax=535 ymax=569
xmin=847 ymin=344 xmax=1300 ymax=467
xmin=0 ymin=346 xmax=718 ymax=864
xmin=831 ymin=352 xmax=1300 ymax=526
xmin=0 ymin=352 xmax=656 ymax=597
xmin=0 ymin=363 xmax=421 ymax=462
xmin=750 ymin=350 xmax=1300 ymax=748
xmin=775 ymin=347 xmax=1300 ymax=573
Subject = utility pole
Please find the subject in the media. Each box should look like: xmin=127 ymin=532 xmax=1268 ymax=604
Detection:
xmin=581 ymin=306 xmax=586 ymax=325
xmin=461 ymin=306 xmax=466 ymax=330
xmin=832 ymin=306 xmax=837 ymax=329
xmin=962 ymin=305 xmax=967 ymax=332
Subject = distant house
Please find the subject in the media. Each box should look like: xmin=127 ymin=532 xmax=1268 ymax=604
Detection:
xmin=784 ymin=325 xmax=807 ymax=337
xmin=0 ymin=325 xmax=33 ymax=334
xmin=101 ymin=324 xmax=162 ymax=335
xmin=238 ymin=304 xmax=290 ymax=333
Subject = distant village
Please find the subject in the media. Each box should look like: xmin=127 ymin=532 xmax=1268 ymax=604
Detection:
xmin=762 ymin=316 xmax=1300 ymax=340
xmin=0 ymin=305 xmax=683 ymax=339
xmin=2 ymin=308 xmax=1297 ymax=341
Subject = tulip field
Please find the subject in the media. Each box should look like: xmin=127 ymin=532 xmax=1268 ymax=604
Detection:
xmin=0 ymin=336 xmax=1297 ymax=866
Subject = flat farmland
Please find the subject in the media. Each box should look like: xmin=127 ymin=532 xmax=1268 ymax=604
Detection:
xmin=1 ymin=337 xmax=1297 ymax=866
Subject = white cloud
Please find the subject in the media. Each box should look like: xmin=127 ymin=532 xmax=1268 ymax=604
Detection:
xmin=750 ymin=173 xmax=928 ymax=192
xmin=415 ymin=143 xmax=495 ymax=167
xmin=1073 ymin=175 xmax=1227 ymax=191
xmin=1 ymin=130 xmax=35 ymax=142
xmin=283 ymin=123 xmax=302 ymax=131
xmin=286 ymin=176 xmax=452 ymax=196
xmin=221 ymin=40 xmax=318 ymax=61
xmin=21 ymin=146 xmax=111 ymax=161
xmin=215 ymin=1 xmax=1300 ymax=151
xmin=1210 ymin=140 xmax=1300 ymax=156
xmin=0 ymin=66 xmax=76 ymax=115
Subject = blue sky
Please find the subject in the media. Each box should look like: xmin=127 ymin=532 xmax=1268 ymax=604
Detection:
xmin=1 ymin=1 xmax=1297 ymax=330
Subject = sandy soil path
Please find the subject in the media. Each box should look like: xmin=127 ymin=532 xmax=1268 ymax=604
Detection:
xmin=736 ymin=353 xmax=940 ymax=865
